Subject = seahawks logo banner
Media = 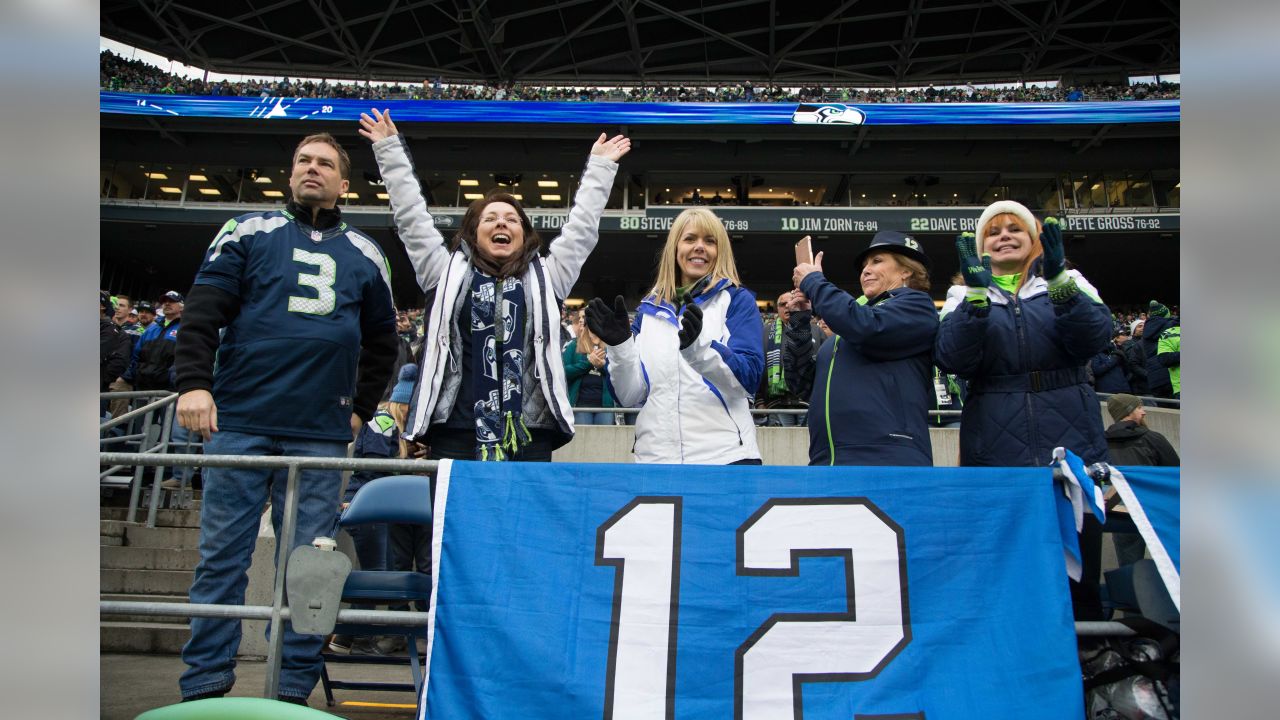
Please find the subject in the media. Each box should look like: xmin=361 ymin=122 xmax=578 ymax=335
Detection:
xmin=420 ymin=461 xmax=1085 ymax=719
xmin=101 ymin=92 xmax=1179 ymax=125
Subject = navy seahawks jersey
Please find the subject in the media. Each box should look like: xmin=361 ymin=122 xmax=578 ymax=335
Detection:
xmin=193 ymin=209 xmax=396 ymax=441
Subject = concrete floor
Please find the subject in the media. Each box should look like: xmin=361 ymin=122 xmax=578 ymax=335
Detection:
xmin=101 ymin=653 xmax=421 ymax=720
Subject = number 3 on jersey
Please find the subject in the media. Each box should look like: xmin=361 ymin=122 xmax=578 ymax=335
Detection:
xmin=288 ymin=248 xmax=337 ymax=315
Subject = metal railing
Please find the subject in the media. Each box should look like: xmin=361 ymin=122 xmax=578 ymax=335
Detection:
xmin=99 ymin=451 xmax=439 ymax=699
xmin=101 ymin=391 xmax=184 ymax=527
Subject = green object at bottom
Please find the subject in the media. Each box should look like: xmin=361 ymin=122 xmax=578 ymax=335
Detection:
xmin=136 ymin=697 xmax=343 ymax=720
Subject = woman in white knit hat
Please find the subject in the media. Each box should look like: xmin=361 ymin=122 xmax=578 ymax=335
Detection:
xmin=935 ymin=200 xmax=1115 ymax=621
xmin=934 ymin=200 xmax=1113 ymax=468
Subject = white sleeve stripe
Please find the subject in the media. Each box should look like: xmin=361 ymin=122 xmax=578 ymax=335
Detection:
xmin=1106 ymin=466 xmax=1180 ymax=611
xmin=346 ymin=231 xmax=393 ymax=296
xmin=208 ymin=215 xmax=288 ymax=262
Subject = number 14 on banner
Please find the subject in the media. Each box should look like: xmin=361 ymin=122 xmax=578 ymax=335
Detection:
xmin=595 ymin=497 xmax=916 ymax=720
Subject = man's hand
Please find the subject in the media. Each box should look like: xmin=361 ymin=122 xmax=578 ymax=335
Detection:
xmin=350 ymin=413 xmax=363 ymax=440
xmin=589 ymin=133 xmax=632 ymax=162
xmin=789 ymin=289 xmax=812 ymax=313
xmin=177 ymin=389 xmax=218 ymax=442
xmin=358 ymin=108 xmax=399 ymax=143
xmin=792 ymin=251 xmax=825 ymax=288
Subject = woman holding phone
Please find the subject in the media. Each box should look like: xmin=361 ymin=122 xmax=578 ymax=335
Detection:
xmin=789 ymin=231 xmax=939 ymax=466
xmin=586 ymin=207 xmax=764 ymax=464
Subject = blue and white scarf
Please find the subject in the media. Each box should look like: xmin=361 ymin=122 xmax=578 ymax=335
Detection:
xmin=470 ymin=270 xmax=531 ymax=460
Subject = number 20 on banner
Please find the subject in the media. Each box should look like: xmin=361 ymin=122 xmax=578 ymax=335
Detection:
xmin=595 ymin=497 xmax=914 ymax=720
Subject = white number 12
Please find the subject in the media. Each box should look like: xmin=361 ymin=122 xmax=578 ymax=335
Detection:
xmin=596 ymin=497 xmax=911 ymax=720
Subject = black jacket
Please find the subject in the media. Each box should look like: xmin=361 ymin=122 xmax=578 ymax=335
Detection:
xmin=100 ymin=318 xmax=131 ymax=392
xmin=1104 ymin=420 xmax=1180 ymax=466
xmin=1116 ymin=338 xmax=1147 ymax=395
xmin=135 ymin=318 xmax=181 ymax=391
xmin=1141 ymin=315 xmax=1176 ymax=394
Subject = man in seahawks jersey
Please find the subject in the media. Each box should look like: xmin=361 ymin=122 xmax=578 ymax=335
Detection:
xmin=173 ymin=133 xmax=398 ymax=705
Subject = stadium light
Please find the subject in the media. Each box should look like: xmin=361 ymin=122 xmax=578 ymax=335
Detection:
xmin=376 ymin=193 xmax=390 ymax=200
xmin=254 ymin=176 xmax=272 ymax=184
xmin=459 ymin=179 xmax=479 ymax=186
xmin=262 ymin=190 xmax=284 ymax=198
xmin=159 ymin=186 xmax=182 ymax=194
xmin=464 ymin=193 xmax=484 ymax=200
xmin=512 ymin=194 xmax=523 ymax=200
xmin=189 ymin=174 xmax=207 ymax=182
xmin=341 ymin=192 xmax=359 ymax=199
xmin=541 ymin=194 xmax=562 ymax=201
xmin=198 ymin=188 xmax=221 ymax=196
xmin=537 ymin=180 xmax=558 ymax=188
xmin=145 ymin=172 xmax=168 ymax=180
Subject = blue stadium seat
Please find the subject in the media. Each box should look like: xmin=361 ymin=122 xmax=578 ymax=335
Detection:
xmin=319 ymin=474 xmax=433 ymax=707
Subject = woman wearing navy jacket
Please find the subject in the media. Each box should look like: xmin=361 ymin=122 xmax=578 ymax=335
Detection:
xmin=934 ymin=200 xmax=1113 ymax=467
xmin=789 ymin=231 xmax=939 ymax=466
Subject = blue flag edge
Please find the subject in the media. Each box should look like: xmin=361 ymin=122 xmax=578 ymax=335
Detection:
xmin=1052 ymin=447 xmax=1107 ymax=581
xmin=1104 ymin=466 xmax=1181 ymax=611
xmin=418 ymin=457 xmax=454 ymax=720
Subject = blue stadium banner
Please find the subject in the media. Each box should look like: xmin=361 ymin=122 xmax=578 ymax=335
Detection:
xmin=101 ymin=92 xmax=1179 ymax=126
xmin=420 ymin=460 xmax=1085 ymax=719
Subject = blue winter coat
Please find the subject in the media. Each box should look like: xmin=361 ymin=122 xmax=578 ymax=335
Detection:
xmin=1089 ymin=348 xmax=1131 ymax=394
xmin=935 ymin=270 xmax=1113 ymax=467
xmin=796 ymin=274 xmax=938 ymax=466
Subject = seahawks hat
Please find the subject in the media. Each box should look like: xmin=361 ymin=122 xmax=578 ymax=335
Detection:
xmin=853 ymin=230 xmax=931 ymax=270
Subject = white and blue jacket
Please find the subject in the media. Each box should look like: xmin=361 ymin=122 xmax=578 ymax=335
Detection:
xmin=607 ymin=279 xmax=764 ymax=464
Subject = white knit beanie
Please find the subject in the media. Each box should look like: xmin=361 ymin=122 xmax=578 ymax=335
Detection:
xmin=974 ymin=200 xmax=1039 ymax=255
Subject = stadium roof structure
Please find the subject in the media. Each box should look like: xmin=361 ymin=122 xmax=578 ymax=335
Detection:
xmin=101 ymin=0 xmax=1179 ymax=86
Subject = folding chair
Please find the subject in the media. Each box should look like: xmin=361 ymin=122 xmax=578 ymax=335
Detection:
xmin=318 ymin=474 xmax=433 ymax=706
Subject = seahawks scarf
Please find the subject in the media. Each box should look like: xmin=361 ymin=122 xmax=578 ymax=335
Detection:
xmin=765 ymin=318 xmax=787 ymax=398
xmin=470 ymin=270 xmax=531 ymax=461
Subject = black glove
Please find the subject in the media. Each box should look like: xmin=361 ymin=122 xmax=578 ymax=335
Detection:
xmin=585 ymin=295 xmax=631 ymax=346
xmin=1041 ymin=216 xmax=1066 ymax=280
xmin=678 ymin=302 xmax=703 ymax=350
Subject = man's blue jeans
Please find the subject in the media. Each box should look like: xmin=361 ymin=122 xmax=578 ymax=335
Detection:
xmin=179 ymin=430 xmax=347 ymax=700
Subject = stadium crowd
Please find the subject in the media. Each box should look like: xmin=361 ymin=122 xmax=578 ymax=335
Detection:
xmin=101 ymin=50 xmax=1179 ymax=103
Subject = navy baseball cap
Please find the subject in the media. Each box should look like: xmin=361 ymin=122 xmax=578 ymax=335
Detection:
xmin=160 ymin=290 xmax=185 ymax=303
xmin=136 ymin=301 xmax=154 ymax=312
xmin=853 ymin=230 xmax=931 ymax=270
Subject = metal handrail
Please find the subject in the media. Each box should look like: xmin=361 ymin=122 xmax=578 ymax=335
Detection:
xmin=99 ymin=452 xmax=440 ymax=699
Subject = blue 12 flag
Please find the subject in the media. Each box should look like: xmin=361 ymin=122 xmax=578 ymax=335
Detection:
xmin=418 ymin=461 xmax=1084 ymax=719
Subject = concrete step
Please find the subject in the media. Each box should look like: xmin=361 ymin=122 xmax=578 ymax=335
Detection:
xmin=101 ymin=568 xmax=194 ymax=596
xmin=101 ymin=507 xmax=201 ymax=528
xmin=126 ymin=525 xmax=202 ymax=549
xmin=101 ymin=534 xmax=124 ymax=546
xmin=102 ymin=546 xmax=201 ymax=571
xmin=101 ymin=519 xmax=131 ymax=538
xmin=101 ymin=621 xmax=190 ymax=654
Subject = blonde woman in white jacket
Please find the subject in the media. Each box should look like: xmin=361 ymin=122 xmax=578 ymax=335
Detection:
xmin=359 ymin=109 xmax=630 ymax=461
xmin=586 ymin=207 xmax=765 ymax=464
